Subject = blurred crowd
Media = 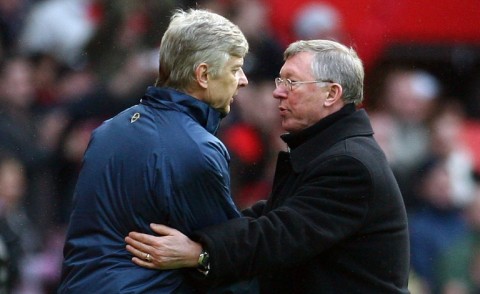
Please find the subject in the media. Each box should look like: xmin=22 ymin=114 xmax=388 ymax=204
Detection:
xmin=0 ymin=0 xmax=479 ymax=293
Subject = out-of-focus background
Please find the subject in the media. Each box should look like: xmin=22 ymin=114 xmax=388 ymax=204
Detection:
xmin=0 ymin=0 xmax=478 ymax=293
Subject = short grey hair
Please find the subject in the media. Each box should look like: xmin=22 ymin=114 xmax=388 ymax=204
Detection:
xmin=284 ymin=40 xmax=364 ymax=104
xmin=156 ymin=9 xmax=249 ymax=91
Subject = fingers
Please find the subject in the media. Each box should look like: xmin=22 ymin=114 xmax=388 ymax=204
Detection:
xmin=125 ymin=224 xmax=187 ymax=271
xmin=127 ymin=231 xmax=156 ymax=246
xmin=131 ymin=256 xmax=157 ymax=269
xmin=150 ymin=223 xmax=180 ymax=236
xmin=126 ymin=224 xmax=179 ymax=247
xmin=125 ymin=234 xmax=150 ymax=252
xmin=126 ymin=242 xmax=177 ymax=270
xmin=125 ymin=242 xmax=159 ymax=270
xmin=125 ymin=242 xmax=148 ymax=260
xmin=125 ymin=224 xmax=177 ymax=247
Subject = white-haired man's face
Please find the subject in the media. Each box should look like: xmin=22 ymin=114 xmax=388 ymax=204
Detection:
xmin=204 ymin=56 xmax=248 ymax=115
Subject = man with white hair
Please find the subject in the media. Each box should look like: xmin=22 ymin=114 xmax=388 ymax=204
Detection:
xmin=59 ymin=9 xmax=250 ymax=293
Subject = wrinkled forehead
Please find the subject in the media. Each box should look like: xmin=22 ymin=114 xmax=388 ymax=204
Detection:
xmin=280 ymin=52 xmax=315 ymax=78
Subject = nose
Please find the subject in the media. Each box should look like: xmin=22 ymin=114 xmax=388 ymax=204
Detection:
xmin=238 ymin=68 xmax=248 ymax=88
xmin=273 ymin=86 xmax=287 ymax=100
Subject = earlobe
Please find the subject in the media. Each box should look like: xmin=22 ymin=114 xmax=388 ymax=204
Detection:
xmin=324 ymin=95 xmax=335 ymax=107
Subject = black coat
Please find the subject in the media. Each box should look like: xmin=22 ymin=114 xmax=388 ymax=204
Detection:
xmin=193 ymin=108 xmax=410 ymax=293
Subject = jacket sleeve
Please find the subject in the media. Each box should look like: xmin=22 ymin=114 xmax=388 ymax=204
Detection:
xmin=241 ymin=200 xmax=267 ymax=218
xmin=161 ymin=139 xmax=241 ymax=236
xmin=192 ymin=155 xmax=372 ymax=283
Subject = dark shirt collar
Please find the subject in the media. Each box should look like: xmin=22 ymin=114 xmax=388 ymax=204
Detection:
xmin=141 ymin=86 xmax=223 ymax=135
xmin=281 ymin=103 xmax=356 ymax=150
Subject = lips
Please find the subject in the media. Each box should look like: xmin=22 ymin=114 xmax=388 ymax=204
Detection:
xmin=278 ymin=106 xmax=289 ymax=115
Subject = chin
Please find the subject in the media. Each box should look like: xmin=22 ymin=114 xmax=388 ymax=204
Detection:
xmin=281 ymin=122 xmax=296 ymax=133
xmin=221 ymin=107 xmax=230 ymax=115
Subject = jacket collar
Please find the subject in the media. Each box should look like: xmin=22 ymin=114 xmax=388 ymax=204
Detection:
xmin=140 ymin=86 xmax=222 ymax=135
xmin=281 ymin=103 xmax=356 ymax=149
xmin=285 ymin=108 xmax=374 ymax=173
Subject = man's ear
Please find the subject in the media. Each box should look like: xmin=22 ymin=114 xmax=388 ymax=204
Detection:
xmin=195 ymin=63 xmax=209 ymax=89
xmin=324 ymin=83 xmax=343 ymax=107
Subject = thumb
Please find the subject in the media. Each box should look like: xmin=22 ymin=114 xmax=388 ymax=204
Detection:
xmin=150 ymin=223 xmax=179 ymax=236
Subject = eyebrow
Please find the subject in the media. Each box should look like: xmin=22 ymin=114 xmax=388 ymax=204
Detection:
xmin=231 ymin=64 xmax=243 ymax=70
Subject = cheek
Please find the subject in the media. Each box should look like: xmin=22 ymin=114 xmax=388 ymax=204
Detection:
xmin=289 ymin=95 xmax=317 ymax=113
xmin=287 ymin=94 xmax=302 ymax=107
xmin=221 ymin=77 xmax=236 ymax=91
xmin=290 ymin=96 xmax=325 ymax=126
xmin=229 ymin=81 xmax=237 ymax=92
xmin=231 ymin=78 xmax=239 ymax=90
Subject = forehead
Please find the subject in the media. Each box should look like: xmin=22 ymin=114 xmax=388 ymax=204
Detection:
xmin=280 ymin=51 xmax=314 ymax=77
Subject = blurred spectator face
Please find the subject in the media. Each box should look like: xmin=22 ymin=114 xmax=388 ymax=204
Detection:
xmin=430 ymin=106 xmax=463 ymax=156
xmin=293 ymin=3 xmax=345 ymax=42
xmin=231 ymin=0 xmax=267 ymax=38
xmin=196 ymin=0 xmax=229 ymax=16
xmin=384 ymin=70 xmax=439 ymax=123
xmin=419 ymin=161 xmax=454 ymax=209
xmin=63 ymin=120 xmax=99 ymax=164
xmin=370 ymin=112 xmax=395 ymax=161
xmin=0 ymin=158 xmax=25 ymax=211
xmin=0 ymin=57 xmax=34 ymax=109
xmin=31 ymin=54 xmax=61 ymax=105
xmin=0 ymin=0 xmax=25 ymax=15
xmin=465 ymin=187 xmax=480 ymax=229
xmin=57 ymin=68 xmax=97 ymax=103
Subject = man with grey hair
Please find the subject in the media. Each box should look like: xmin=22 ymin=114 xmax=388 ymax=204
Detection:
xmin=126 ymin=39 xmax=410 ymax=293
xmin=58 ymin=9 xmax=249 ymax=293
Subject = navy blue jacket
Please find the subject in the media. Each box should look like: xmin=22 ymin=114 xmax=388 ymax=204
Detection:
xmin=58 ymin=87 xmax=241 ymax=293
